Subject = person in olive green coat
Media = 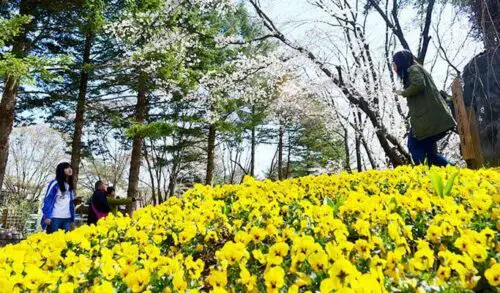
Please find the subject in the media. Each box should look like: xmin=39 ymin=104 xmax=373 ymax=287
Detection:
xmin=106 ymin=186 xmax=137 ymax=215
xmin=393 ymin=50 xmax=456 ymax=166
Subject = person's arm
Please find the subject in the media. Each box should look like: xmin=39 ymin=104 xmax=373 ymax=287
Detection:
xmin=41 ymin=181 xmax=57 ymax=225
xmin=401 ymin=66 xmax=425 ymax=98
xmin=107 ymin=197 xmax=134 ymax=207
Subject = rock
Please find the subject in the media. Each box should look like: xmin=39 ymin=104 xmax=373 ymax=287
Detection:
xmin=462 ymin=49 xmax=500 ymax=167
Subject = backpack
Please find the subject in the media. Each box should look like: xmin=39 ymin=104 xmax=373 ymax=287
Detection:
xmin=91 ymin=203 xmax=108 ymax=220
xmin=439 ymin=90 xmax=456 ymax=120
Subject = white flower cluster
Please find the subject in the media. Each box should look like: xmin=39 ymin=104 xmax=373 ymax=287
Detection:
xmin=106 ymin=0 xmax=234 ymax=81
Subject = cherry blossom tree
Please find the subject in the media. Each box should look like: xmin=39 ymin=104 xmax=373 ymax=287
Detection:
xmin=105 ymin=0 xmax=235 ymax=199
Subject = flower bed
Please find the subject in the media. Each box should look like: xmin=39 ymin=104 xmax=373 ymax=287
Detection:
xmin=0 ymin=166 xmax=499 ymax=292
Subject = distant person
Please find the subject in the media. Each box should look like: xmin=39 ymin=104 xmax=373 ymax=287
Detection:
xmin=87 ymin=180 xmax=111 ymax=225
xmin=41 ymin=162 xmax=75 ymax=233
xmin=106 ymin=186 xmax=138 ymax=215
xmin=392 ymin=50 xmax=456 ymax=166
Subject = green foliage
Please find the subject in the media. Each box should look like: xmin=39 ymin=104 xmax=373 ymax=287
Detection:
xmin=126 ymin=121 xmax=175 ymax=138
xmin=429 ymin=171 xmax=459 ymax=197
xmin=83 ymin=0 xmax=106 ymax=31
xmin=0 ymin=15 xmax=32 ymax=47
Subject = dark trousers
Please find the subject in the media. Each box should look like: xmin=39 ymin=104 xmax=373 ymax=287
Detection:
xmin=46 ymin=218 xmax=71 ymax=234
xmin=408 ymin=130 xmax=450 ymax=166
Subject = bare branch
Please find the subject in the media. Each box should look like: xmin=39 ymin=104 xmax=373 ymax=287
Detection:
xmin=367 ymin=0 xmax=411 ymax=51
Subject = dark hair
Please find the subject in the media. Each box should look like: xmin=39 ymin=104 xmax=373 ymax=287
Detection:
xmin=107 ymin=186 xmax=115 ymax=194
xmin=95 ymin=180 xmax=104 ymax=191
xmin=392 ymin=50 xmax=416 ymax=88
xmin=56 ymin=162 xmax=73 ymax=193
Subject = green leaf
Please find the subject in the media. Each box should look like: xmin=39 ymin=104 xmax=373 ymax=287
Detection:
xmin=429 ymin=173 xmax=444 ymax=197
xmin=325 ymin=198 xmax=335 ymax=208
xmin=443 ymin=171 xmax=459 ymax=196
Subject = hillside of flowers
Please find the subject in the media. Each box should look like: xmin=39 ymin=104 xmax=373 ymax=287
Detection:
xmin=0 ymin=166 xmax=499 ymax=292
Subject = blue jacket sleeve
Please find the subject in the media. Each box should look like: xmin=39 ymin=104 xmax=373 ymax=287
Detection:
xmin=40 ymin=180 xmax=58 ymax=228
xmin=70 ymin=189 xmax=75 ymax=223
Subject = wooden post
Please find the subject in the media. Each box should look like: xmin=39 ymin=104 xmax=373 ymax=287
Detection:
xmin=451 ymin=78 xmax=483 ymax=169
xmin=466 ymin=107 xmax=484 ymax=168
xmin=1 ymin=209 xmax=7 ymax=228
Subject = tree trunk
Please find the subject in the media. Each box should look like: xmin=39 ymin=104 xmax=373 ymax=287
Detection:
xmin=156 ymin=170 xmax=162 ymax=205
xmin=355 ymin=132 xmax=362 ymax=172
xmin=143 ymin=144 xmax=157 ymax=205
xmin=168 ymin=154 xmax=179 ymax=198
xmin=269 ymin=146 xmax=278 ymax=179
xmin=250 ymin=120 xmax=256 ymax=177
xmin=168 ymin=174 xmax=176 ymax=198
xmin=205 ymin=123 xmax=216 ymax=185
xmin=70 ymin=31 xmax=93 ymax=193
xmin=361 ymin=135 xmax=378 ymax=169
xmin=126 ymin=75 xmax=148 ymax=214
xmin=0 ymin=0 xmax=33 ymax=189
xmin=278 ymin=125 xmax=284 ymax=180
xmin=229 ymin=149 xmax=237 ymax=184
xmin=343 ymin=127 xmax=352 ymax=172
xmin=285 ymin=130 xmax=292 ymax=178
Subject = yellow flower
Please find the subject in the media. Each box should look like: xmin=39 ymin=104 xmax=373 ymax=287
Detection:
xmin=216 ymin=241 xmax=248 ymax=265
xmin=354 ymin=239 xmax=372 ymax=259
xmin=352 ymin=273 xmax=385 ymax=293
xmin=269 ymin=242 xmax=289 ymax=258
xmin=239 ymin=267 xmax=257 ymax=291
xmin=179 ymin=226 xmax=197 ymax=244
xmin=208 ymin=269 xmax=227 ymax=289
xmin=454 ymin=236 xmax=472 ymax=252
xmin=0 ymin=276 xmax=14 ymax=293
xmin=195 ymin=244 xmax=204 ymax=252
xmin=267 ymin=242 xmax=289 ymax=265
xmin=0 ymin=165 xmax=497 ymax=292
xmin=288 ymin=284 xmax=300 ymax=293
xmin=234 ymin=231 xmax=251 ymax=245
xmin=204 ymin=231 xmax=219 ymax=242
xmin=426 ymin=225 xmax=441 ymax=243
xmin=467 ymin=244 xmax=488 ymax=263
xmin=437 ymin=266 xmax=451 ymax=282
xmin=264 ymin=266 xmax=285 ymax=292
xmin=369 ymin=255 xmax=386 ymax=271
xmin=328 ymin=258 xmax=358 ymax=289
xmin=124 ymin=269 xmax=150 ymax=293
xmin=353 ymin=219 xmax=371 ymax=237
xmin=211 ymin=287 xmax=228 ymax=293
xmin=22 ymin=265 xmax=46 ymax=290
xmin=58 ymin=282 xmax=75 ymax=293
xmin=119 ymin=263 xmax=137 ymax=280
xmin=185 ymin=256 xmax=204 ymax=279
xmin=320 ymin=278 xmax=336 ymax=293
xmin=388 ymin=222 xmax=400 ymax=241
xmin=173 ymin=271 xmax=187 ymax=292
xmin=294 ymin=272 xmax=312 ymax=287
xmin=481 ymin=227 xmax=495 ymax=246
xmin=249 ymin=227 xmax=267 ymax=243
xmin=411 ymin=249 xmax=434 ymax=271
xmin=266 ymin=223 xmax=278 ymax=237
xmin=252 ymin=249 xmax=267 ymax=264
xmin=92 ymin=281 xmax=114 ymax=293
xmin=485 ymin=263 xmax=500 ymax=287
xmin=308 ymin=251 xmax=329 ymax=272
xmin=440 ymin=221 xmax=454 ymax=237
xmin=62 ymin=250 xmax=79 ymax=266
xmin=101 ymin=261 xmax=118 ymax=281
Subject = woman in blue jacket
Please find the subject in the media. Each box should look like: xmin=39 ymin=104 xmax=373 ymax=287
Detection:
xmin=40 ymin=162 xmax=75 ymax=233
